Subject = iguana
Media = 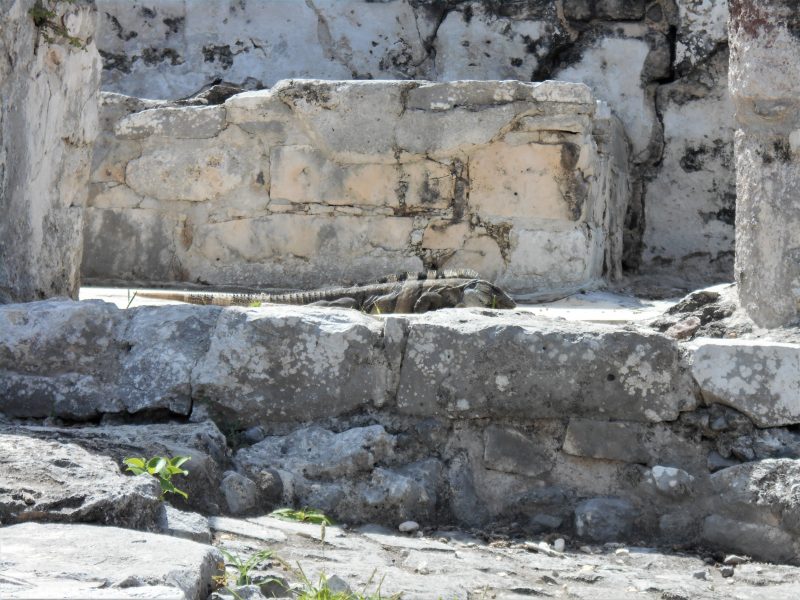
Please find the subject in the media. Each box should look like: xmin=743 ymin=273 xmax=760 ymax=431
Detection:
xmin=135 ymin=270 xmax=516 ymax=314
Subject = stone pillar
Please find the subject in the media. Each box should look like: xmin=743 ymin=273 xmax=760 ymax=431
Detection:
xmin=729 ymin=0 xmax=800 ymax=327
xmin=0 ymin=0 xmax=101 ymax=303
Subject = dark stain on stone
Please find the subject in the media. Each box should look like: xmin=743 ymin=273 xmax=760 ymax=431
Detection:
xmin=98 ymin=50 xmax=132 ymax=73
xmin=680 ymin=146 xmax=707 ymax=172
xmin=560 ymin=143 xmax=581 ymax=171
xmin=482 ymin=0 xmax=555 ymax=21
xmin=139 ymin=7 xmax=156 ymax=19
xmin=163 ymin=16 xmax=185 ymax=36
xmin=510 ymin=57 xmax=523 ymax=67
xmin=255 ymin=171 xmax=265 ymax=185
xmin=142 ymin=47 xmax=183 ymax=66
xmin=202 ymin=45 xmax=234 ymax=69
xmin=106 ymin=14 xmax=138 ymax=41
xmin=758 ymin=137 xmax=793 ymax=165
xmin=462 ymin=4 xmax=473 ymax=23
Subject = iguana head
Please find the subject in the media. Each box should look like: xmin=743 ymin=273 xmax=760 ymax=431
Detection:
xmin=460 ymin=279 xmax=516 ymax=309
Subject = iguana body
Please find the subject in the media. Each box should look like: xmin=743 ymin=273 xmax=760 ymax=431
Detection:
xmin=136 ymin=271 xmax=516 ymax=314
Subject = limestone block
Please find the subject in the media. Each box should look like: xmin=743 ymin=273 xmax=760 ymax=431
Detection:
xmin=563 ymin=420 xmax=651 ymax=464
xmin=401 ymin=160 xmax=454 ymax=210
xmin=91 ymin=137 xmax=141 ymax=184
xmin=555 ymin=31 xmax=656 ymax=162
xmin=500 ymin=226 xmax=603 ymax=291
xmin=422 ymin=221 xmax=472 ymax=250
xmin=0 ymin=0 xmax=101 ymax=301
xmin=88 ymin=182 xmax=145 ymax=209
xmin=270 ymin=145 xmax=399 ymax=207
xmin=469 ymin=142 xmax=575 ymax=220
xmin=691 ymin=339 xmax=800 ymax=427
xmin=483 ymin=425 xmax=553 ymax=478
xmin=440 ymin=235 xmax=506 ymax=282
xmin=158 ymin=503 xmax=212 ymax=544
xmin=193 ymin=307 xmax=392 ymax=425
xmin=81 ymin=207 xmax=187 ymax=283
xmin=0 ymin=522 xmax=222 ymax=600
xmin=126 ymin=137 xmax=257 ymax=202
xmin=0 ymin=433 xmax=160 ymax=528
xmin=115 ymin=105 xmax=226 ymax=139
xmin=642 ymin=50 xmax=735 ymax=279
xmin=396 ymin=312 xmax=694 ymax=422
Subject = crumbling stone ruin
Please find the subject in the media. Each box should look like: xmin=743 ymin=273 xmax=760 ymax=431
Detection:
xmin=2 ymin=1 xmax=800 ymax=599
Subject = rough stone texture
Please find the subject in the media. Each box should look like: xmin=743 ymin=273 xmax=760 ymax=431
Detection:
xmin=0 ymin=299 xmax=219 ymax=422
xmin=0 ymin=432 xmax=161 ymax=528
xmin=0 ymin=0 xmax=101 ymax=302
xmin=84 ymin=80 xmax=629 ymax=294
xmin=0 ymin=522 xmax=222 ymax=599
xmin=574 ymin=497 xmax=637 ymax=542
xmin=3 ymin=420 xmax=230 ymax=514
xmin=563 ymin=419 xmax=652 ymax=463
xmin=691 ymin=339 xmax=800 ymax=427
xmin=158 ymin=503 xmax=212 ymax=544
xmin=219 ymin=471 xmax=259 ymax=515
xmin=729 ymin=0 xmax=800 ymax=327
xmin=91 ymin=0 xmax=740 ymax=284
xmin=397 ymin=311 xmax=695 ymax=423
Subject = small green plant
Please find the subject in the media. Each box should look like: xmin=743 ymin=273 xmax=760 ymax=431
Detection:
xmin=269 ymin=507 xmax=333 ymax=526
xmin=29 ymin=0 xmax=85 ymax=49
xmin=123 ymin=455 xmax=191 ymax=500
xmin=294 ymin=565 xmax=399 ymax=600
xmin=218 ymin=548 xmax=278 ymax=586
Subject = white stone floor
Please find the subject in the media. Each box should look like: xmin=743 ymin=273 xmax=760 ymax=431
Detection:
xmin=80 ymin=286 xmax=678 ymax=324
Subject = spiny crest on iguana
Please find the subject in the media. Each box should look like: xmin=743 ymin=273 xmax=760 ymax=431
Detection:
xmin=135 ymin=269 xmax=516 ymax=314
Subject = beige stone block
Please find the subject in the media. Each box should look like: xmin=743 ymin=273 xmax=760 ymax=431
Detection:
xmin=422 ymin=220 xmax=471 ymax=250
xmin=88 ymin=183 xmax=143 ymax=209
xmin=443 ymin=235 xmax=505 ymax=281
xmin=402 ymin=160 xmax=454 ymax=210
xmin=469 ymin=142 xmax=570 ymax=220
xmin=91 ymin=136 xmax=140 ymax=183
xmin=270 ymin=145 xmax=399 ymax=207
xmin=126 ymin=140 xmax=255 ymax=202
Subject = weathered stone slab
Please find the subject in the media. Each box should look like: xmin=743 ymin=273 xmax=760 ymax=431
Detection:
xmin=691 ymin=339 xmax=800 ymax=427
xmin=0 ymin=300 xmax=219 ymax=421
xmin=396 ymin=312 xmax=695 ymax=422
xmin=158 ymin=503 xmax=212 ymax=544
xmin=702 ymin=514 xmax=799 ymax=565
xmin=115 ymin=106 xmax=226 ymax=139
xmin=0 ymin=433 xmax=160 ymax=528
xmin=10 ymin=421 xmax=230 ymax=515
xmin=0 ymin=522 xmax=222 ymax=599
xmin=563 ymin=420 xmax=651 ymax=464
xmin=483 ymin=425 xmax=552 ymax=477
xmin=193 ymin=307 xmax=392 ymax=425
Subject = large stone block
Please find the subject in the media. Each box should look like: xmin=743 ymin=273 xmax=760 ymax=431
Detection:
xmin=193 ymin=306 xmax=392 ymax=426
xmin=691 ymin=339 xmax=800 ymax=427
xmin=0 ymin=0 xmax=101 ymax=302
xmin=563 ymin=420 xmax=651 ymax=464
xmin=0 ymin=523 xmax=222 ymax=600
xmin=396 ymin=312 xmax=695 ymax=422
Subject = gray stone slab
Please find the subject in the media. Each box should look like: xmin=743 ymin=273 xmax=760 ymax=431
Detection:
xmin=0 ymin=523 xmax=221 ymax=600
xmin=562 ymin=419 xmax=650 ymax=463
xmin=483 ymin=425 xmax=553 ymax=477
xmin=691 ymin=339 xmax=800 ymax=427
xmin=397 ymin=312 xmax=694 ymax=422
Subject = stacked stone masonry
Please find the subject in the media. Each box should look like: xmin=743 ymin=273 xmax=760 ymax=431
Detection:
xmin=3 ymin=299 xmax=800 ymax=564
xmin=91 ymin=0 xmax=738 ymax=285
xmin=84 ymin=79 xmax=630 ymax=293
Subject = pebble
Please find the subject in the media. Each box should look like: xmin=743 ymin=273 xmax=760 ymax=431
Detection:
xmin=615 ymin=548 xmax=630 ymax=557
xmin=720 ymin=566 xmax=735 ymax=578
xmin=693 ymin=569 xmax=710 ymax=580
xmin=553 ymin=538 xmax=566 ymax=553
xmin=723 ymin=555 xmax=749 ymax=566
xmin=398 ymin=520 xmax=419 ymax=533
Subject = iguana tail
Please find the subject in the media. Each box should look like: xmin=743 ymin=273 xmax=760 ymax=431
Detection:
xmin=135 ymin=291 xmax=264 ymax=306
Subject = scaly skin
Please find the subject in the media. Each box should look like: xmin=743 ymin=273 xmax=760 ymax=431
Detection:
xmin=136 ymin=272 xmax=516 ymax=314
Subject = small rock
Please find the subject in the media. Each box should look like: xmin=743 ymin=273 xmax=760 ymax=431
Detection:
xmin=541 ymin=574 xmax=558 ymax=585
xmin=692 ymin=569 xmax=710 ymax=580
xmin=241 ymin=426 xmax=266 ymax=444
xmin=325 ymin=575 xmax=351 ymax=594
xmin=157 ymin=503 xmax=211 ymax=543
xmin=253 ymin=573 xmax=289 ymax=598
xmin=723 ymin=555 xmax=749 ymax=566
xmin=720 ymin=565 xmax=735 ymax=578
xmin=615 ymin=548 xmax=630 ymax=557
xmin=553 ymin=538 xmax=566 ymax=552
xmin=213 ymin=585 xmax=266 ymax=600
xmin=665 ymin=316 xmax=701 ymax=340
xmin=220 ymin=471 xmax=259 ymax=515
xmin=648 ymin=466 xmax=695 ymax=497
xmin=574 ymin=497 xmax=636 ymax=542
xmin=398 ymin=520 xmax=420 ymax=533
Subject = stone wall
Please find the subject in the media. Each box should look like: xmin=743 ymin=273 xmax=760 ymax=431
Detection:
xmin=83 ymin=79 xmax=629 ymax=293
xmin=729 ymin=0 xmax=800 ymax=327
xmin=3 ymin=298 xmax=800 ymax=563
xmin=0 ymin=0 xmax=101 ymax=302
xmin=92 ymin=0 xmax=737 ymax=285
